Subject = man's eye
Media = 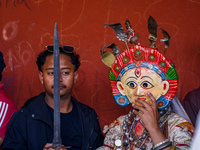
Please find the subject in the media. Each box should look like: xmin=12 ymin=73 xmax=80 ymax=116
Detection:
xmin=62 ymin=72 xmax=70 ymax=75
xmin=126 ymin=81 xmax=137 ymax=89
xmin=140 ymin=81 xmax=154 ymax=89
xmin=48 ymin=72 xmax=54 ymax=75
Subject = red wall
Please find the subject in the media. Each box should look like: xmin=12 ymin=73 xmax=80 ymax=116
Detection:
xmin=0 ymin=0 xmax=200 ymax=128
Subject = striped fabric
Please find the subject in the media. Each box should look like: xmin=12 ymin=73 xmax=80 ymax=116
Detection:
xmin=0 ymin=102 xmax=8 ymax=127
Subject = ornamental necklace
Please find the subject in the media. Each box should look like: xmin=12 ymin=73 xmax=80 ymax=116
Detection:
xmin=114 ymin=106 xmax=171 ymax=150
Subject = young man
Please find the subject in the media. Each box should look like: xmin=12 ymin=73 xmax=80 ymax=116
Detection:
xmin=0 ymin=51 xmax=17 ymax=147
xmin=2 ymin=46 xmax=104 ymax=150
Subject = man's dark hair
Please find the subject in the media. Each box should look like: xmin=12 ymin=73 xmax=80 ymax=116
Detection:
xmin=36 ymin=48 xmax=80 ymax=72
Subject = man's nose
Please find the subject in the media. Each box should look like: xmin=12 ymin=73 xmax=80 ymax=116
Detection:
xmin=60 ymin=74 xmax=63 ymax=82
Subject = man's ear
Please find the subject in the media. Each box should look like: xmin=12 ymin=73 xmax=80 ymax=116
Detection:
xmin=117 ymin=81 xmax=126 ymax=95
xmin=39 ymin=71 xmax=44 ymax=84
xmin=161 ymin=80 xmax=170 ymax=95
xmin=74 ymin=71 xmax=78 ymax=83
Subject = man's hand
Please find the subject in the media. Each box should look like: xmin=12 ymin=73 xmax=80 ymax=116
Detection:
xmin=132 ymin=92 xmax=171 ymax=149
xmin=43 ymin=143 xmax=67 ymax=150
xmin=131 ymin=92 xmax=160 ymax=132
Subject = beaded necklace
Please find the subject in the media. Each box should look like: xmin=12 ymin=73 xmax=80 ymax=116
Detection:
xmin=114 ymin=106 xmax=171 ymax=150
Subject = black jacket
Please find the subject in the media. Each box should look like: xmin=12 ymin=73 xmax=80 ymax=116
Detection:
xmin=2 ymin=92 xmax=104 ymax=150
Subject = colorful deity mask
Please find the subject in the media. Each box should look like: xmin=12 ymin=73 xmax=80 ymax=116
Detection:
xmin=101 ymin=16 xmax=178 ymax=110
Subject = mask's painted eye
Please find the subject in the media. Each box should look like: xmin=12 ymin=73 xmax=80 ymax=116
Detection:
xmin=126 ymin=81 xmax=137 ymax=89
xmin=140 ymin=81 xmax=154 ymax=89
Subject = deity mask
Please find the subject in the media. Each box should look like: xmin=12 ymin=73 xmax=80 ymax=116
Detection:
xmin=101 ymin=17 xmax=178 ymax=110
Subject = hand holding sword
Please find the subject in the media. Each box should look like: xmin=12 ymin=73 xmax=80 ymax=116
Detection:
xmin=43 ymin=143 xmax=67 ymax=150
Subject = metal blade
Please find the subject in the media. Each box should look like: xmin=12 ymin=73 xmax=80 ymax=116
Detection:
xmin=52 ymin=22 xmax=62 ymax=147
xmin=160 ymin=28 xmax=171 ymax=55
xmin=148 ymin=16 xmax=157 ymax=48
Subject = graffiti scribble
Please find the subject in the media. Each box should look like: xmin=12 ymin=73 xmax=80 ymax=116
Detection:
xmin=0 ymin=0 xmax=31 ymax=10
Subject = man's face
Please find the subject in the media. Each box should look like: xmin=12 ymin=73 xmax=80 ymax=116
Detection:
xmin=117 ymin=67 xmax=169 ymax=106
xmin=39 ymin=54 xmax=78 ymax=99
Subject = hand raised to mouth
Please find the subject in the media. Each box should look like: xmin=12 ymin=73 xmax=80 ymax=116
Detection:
xmin=132 ymin=92 xmax=159 ymax=131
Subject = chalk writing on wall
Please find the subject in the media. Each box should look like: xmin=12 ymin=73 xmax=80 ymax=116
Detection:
xmin=3 ymin=21 xmax=19 ymax=41
xmin=0 ymin=0 xmax=31 ymax=10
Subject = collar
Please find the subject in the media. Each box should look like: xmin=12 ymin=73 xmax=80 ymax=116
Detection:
xmin=22 ymin=92 xmax=53 ymax=127
xmin=22 ymin=93 xmax=80 ymax=128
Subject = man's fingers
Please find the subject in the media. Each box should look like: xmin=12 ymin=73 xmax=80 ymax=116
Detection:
xmin=132 ymin=101 xmax=146 ymax=112
xmin=147 ymin=92 xmax=156 ymax=101
xmin=132 ymin=106 xmax=142 ymax=116
xmin=135 ymin=98 xmax=150 ymax=109
xmin=147 ymin=92 xmax=157 ymax=108
xmin=43 ymin=143 xmax=53 ymax=150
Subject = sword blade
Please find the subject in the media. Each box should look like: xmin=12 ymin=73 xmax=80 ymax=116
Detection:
xmin=52 ymin=22 xmax=62 ymax=147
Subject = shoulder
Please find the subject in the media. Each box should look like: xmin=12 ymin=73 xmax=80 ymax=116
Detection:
xmin=100 ymin=115 xmax=126 ymax=149
xmin=187 ymin=87 xmax=200 ymax=96
xmin=103 ymin=115 xmax=126 ymax=134
xmin=183 ymin=87 xmax=200 ymax=103
xmin=72 ymin=97 xmax=97 ymax=116
xmin=167 ymin=112 xmax=194 ymax=149
xmin=168 ymin=112 xmax=195 ymax=135
xmin=23 ymin=92 xmax=45 ymax=108
xmin=9 ymin=93 xmax=45 ymax=125
xmin=6 ymin=108 xmax=28 ymax=132
xmin=168 ymin=113 xmax=192 ymax=124
xmin=108 ymin=115 xmax=126 ymax=129
xmin=0 ymin=91 xmax=16 ymax=109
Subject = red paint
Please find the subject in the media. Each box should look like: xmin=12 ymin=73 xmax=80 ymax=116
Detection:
xmin=164 ymin=83 xmax=166 ymax=90
xmin=119 ymin=84 xmax=124 ymax=90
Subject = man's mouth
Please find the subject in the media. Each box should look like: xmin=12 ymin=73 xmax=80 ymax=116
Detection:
xmin=60 ymin=85 xmax=66 ymax=89
xmin=52 ymin=85 xmax=66 ymax=89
